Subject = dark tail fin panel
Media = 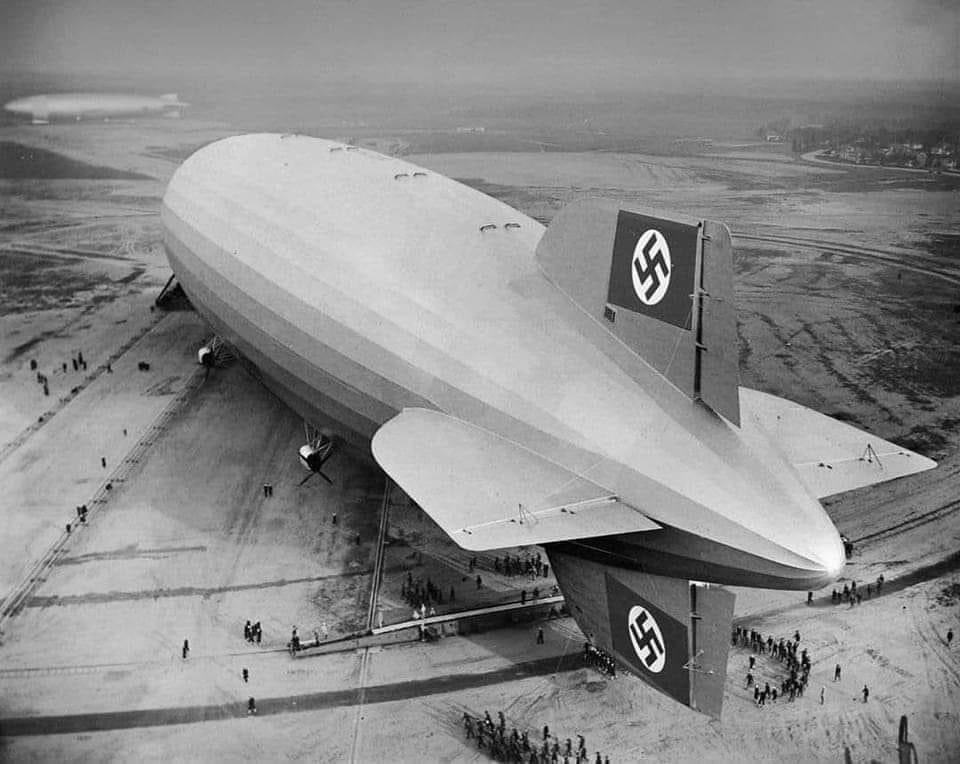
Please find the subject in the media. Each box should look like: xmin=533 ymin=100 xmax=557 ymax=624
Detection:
xmin=547 ymin=546 xmax=735 ymax=717
xmin=536 ymin=198 xmax=740 ymax=425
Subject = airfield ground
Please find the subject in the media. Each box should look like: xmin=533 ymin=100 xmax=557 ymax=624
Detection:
xmin=0 ymin=118 xmax=958 ymax=762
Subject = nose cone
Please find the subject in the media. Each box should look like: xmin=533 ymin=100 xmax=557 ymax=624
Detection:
xmin=801 ymin=521 xmax=846 ymax=587
xmin=4 ymin=98 xmax=29 ymax=114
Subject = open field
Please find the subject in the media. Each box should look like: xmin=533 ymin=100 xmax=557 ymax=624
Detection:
xmin=0 ymin=114 xmax=958 ymax=762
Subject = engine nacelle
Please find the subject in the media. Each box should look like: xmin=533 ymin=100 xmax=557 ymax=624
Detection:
xmin=299 ymin=444 xmax=323 ymax=472
xmin=198 ymin=346 xmax=214 ymax=366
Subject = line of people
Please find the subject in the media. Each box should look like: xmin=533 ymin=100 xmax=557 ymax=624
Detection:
xmin=830 ymin=575 xmax=884 ymax=607
xmin=462 ymin=710 xmax=610 ymax=764
xmin=468 ymin=552 xmax=551 ymax=581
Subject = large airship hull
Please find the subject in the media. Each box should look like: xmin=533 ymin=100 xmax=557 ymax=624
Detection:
xmin=161 ymin=134 xmax=855 ymax=591
xmin=162 ymin=133 xmax=939 ymax=716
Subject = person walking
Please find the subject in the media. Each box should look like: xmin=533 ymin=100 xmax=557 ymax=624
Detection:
xmin=537 ymin=626 xmax=545 ymax=645
xmin=834 ymin=663 xmax=841 ymax=681
xmin=862 ymin=685 xmax=869 ymax=703
xmin=820 ymin=686 xmax=825 ymax=705
xmin=247 ymin=697 xmax=257 ymax=714
xmin=182 ymin=639 xmax=190 ymax=660
xmin=242 ymin=668 xmax=249 ymax=683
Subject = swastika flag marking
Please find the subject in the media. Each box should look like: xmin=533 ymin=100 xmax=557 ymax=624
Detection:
xmin=607 ymin=210 xmax=698 ymax=329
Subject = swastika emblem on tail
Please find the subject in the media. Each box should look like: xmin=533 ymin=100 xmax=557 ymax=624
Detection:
xmin=627 ymin=605 xmax=666 ymax=673
xmin=631 ymin=229 xmax=672 ymax=306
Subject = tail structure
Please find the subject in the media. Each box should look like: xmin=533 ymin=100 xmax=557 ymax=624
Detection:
xmin=159 ymin=94 xmax=188 ymax=115
xmin=536 ymin=198 xmax=740 ymax=425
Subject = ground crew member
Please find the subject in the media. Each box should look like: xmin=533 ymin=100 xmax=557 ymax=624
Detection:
xmin=247 ymin=697 xmax=256 ymax=714
xmin=537 ymin=626 xmax=544 ymax=644
xmin=862 ymin=685 xmax=869 ymax=702
xmin=242 ymin=668 xmax=249 ymax=683
xmin=182 ymin=639 xmax=189 ymax=659
xmin=948 ymin=629 xmax=954 ymax=647
xmin=834 ymin=664 xmax=841 ymax=681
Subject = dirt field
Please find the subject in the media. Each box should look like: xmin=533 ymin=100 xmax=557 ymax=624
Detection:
xmin=1 ymin=118 xmax=958 ymax=763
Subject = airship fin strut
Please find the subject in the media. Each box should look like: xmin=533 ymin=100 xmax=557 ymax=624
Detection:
xmin=535 ymin=198 xmax=740 ymax=425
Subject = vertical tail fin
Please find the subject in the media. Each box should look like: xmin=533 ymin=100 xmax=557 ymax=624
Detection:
xmin=535 ymin=198 xmax=740 ymax=425
xmin=547 ymin=547 xmax=736 ymax=717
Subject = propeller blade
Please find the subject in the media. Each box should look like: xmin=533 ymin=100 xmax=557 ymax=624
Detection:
xmin=298 ymin=472 xmax=316 ymax=487
xmin=318 ymin=470 xmax=334 ymax=486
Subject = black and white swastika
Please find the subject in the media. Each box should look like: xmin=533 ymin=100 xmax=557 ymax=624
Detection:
xmin=631 ymin=229 xmax=672 ymax=305
xmin=628 ymin=605 xmax=666 ymax=672
xmin=605 ymin=573 xmax=690 ymax=703
xmin=607 ymin=210 xmax=698 ymax=329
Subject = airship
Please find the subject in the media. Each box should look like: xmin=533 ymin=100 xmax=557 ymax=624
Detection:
xmin=3 ymin=93 xmax=187 ymax=124
xmin=161 ymin=134 xmax=936 ymax=716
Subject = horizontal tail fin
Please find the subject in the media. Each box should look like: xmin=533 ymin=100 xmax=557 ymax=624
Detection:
xmin=371 ymin=408 xmax=659 ymax=550
xmin=536 ymin=198 xmax=740 ymax=425
xmin=740 ymin=387 xmax=937 ymax=498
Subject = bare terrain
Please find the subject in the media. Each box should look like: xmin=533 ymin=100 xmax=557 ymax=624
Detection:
xmin=0 ymin=115 xmax=958 ymax=763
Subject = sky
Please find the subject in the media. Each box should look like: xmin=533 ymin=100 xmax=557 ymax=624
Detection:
xmin=2 ymin=0 xmax=958 ymax=92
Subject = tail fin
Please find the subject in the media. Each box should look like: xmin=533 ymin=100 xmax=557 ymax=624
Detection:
xmin=547 ymin=547 xmax=735 ymax=717
xmin=536 ymin=198 xmax=740 ymax=425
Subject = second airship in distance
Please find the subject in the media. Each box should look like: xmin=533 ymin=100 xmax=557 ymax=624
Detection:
xmin=3 ymin=92 xmax=187 ymax=124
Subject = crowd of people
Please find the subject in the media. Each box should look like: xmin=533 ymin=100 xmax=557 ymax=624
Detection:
xmin=30 ymin=351 xmax=92 ymax=398
xmin=583 ymin=642 xmax=616 ymax=678
xmin=461 ymin=710 xmax=610 ymax=763
xmin=401 ymin=571 xmax=452 ymax=617
xmin=734 ymin=626 xmax=817 ymax=705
